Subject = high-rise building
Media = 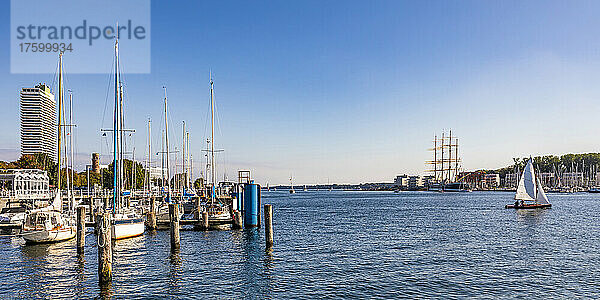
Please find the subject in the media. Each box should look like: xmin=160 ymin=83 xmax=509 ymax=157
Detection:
xmin=20 ymin=83 xmax=57 ymax=161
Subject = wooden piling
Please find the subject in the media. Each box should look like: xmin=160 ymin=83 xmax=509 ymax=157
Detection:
xmin=97 ymin=212 xmax=112 ymax=284
xmin=232 ymin=210 xmax=242 ymax=229
xmin=195 ymin=198 xmax=202 ymax=220
xmin=76 ymin=206 xmax=86 ymax=254
xmin=147 ymin=197 xmax=157 ymax=230
xmin=264 ymin=204 xmax=273 ymax=248
xmin=202 ymin=211 xmax=209 ymax=231
xmin=169 ymin=203 xmax=180 ymax=251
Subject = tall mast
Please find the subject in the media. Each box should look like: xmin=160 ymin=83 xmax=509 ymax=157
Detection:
xmin=433 ymin=135 xmax=437 ymax=182
xmin=161 ymin=130 xmax=165 ymax=189
xmin=119 ymin=84 xmax=125 ymax=205
xmin=112 ymin=34 xmax=120 ymax=213
xmin=163 ymin=87 xmax=171 ymax=202
xmin=69 ymin=90 xmax=74 ymax=202
xmin=455 ymin=138 xmax=459 ymax=181
xmin=147 ymin=118 xmax=151 ymax=195
xmin=182 ymin=121 xmax=186 ymax=194
xmin=132 ymin=147 xmax=135 ymax=195
xmin=186 ymin=131 xmax=190 ymax=190
xmin=210 ymin=75 xmax=215 ymax=204
xmin=67 ymin=90 xmax=74 ymax=210
xmin=448 ymin=130 xmax=452 ymax=182
xmin=57 ymin=52 xmax=63 ymax=192
xmin=441 ymin=132 xmax=445 ymax=184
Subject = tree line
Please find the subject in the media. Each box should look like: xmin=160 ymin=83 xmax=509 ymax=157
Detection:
xmin=490 ymin=153 xmax=600 ymax=177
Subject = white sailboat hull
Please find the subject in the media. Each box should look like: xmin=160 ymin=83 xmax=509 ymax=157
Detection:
xmin=112 ymin=218 xmax=144 ymax=240
xmin=23 ymin=227 xmax=76 ymax=243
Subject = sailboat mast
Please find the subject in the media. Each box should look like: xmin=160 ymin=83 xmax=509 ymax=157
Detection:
xmin=113 ymin=37 xmax=120 ymax=213
xmin=182 ymin=121 xmax=186 ymax=193
xmin=186 ymin=132 xmax=190 ymax=189
xmin=69 ymin=90 xmax=74 ymax=208
xmin=147 ymin=118 xmax=151 ymax=195
xmin=132 ymin=147 xmax=136 ymax=195
xmin=210 ymin=76 xmax=215 ymax=204
xmin=57 ymin=52 xmax=63 ymax=192
xmin=161 ymin=130 xmax=164 ymax=189
xmin=163 ymin=87 xmax=171 ymax=202
xmin=119 ymin=84 xmax=125 ymax=207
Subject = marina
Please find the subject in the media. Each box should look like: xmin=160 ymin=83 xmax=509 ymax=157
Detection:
xmin=3 ymin=191 xmax=600 ymax=298
xmin=3 ymin=1 xmax=600 ymax=298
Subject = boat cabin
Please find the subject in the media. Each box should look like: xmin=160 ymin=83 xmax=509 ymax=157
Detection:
xmin=23 ymin=211 xmax=64 ymax=231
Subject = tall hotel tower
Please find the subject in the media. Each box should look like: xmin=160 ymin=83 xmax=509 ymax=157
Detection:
xmin=20 ymin=83 xmax=57 ymax=161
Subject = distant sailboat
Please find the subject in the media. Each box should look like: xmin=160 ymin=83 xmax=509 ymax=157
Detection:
xmin=505 ymin=158 xmax=551 ymax=209
xmin=289 ymin=176 xmax=295 ymax=194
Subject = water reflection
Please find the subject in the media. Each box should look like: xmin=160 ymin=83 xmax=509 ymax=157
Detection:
xmin=74 ymin=253 xmax=86 ymax=297
xmin=515 ymin=208 xmax=548 ymax=224
xmin=168 ymin=249 xmax=182 ymax=295
xmin=98 ymin=281 xmax=114 ymax=300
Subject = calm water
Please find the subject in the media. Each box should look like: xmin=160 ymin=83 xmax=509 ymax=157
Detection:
xmin=2 ymin=191 xmax=600 ymax=299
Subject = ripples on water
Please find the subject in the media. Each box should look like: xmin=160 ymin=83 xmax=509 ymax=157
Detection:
xmin=1 ymin=191 xmax=600 ymax=298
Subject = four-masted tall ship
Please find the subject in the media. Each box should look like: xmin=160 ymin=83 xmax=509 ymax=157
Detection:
xmin=426 ymin=130 xmax=470 ymax=192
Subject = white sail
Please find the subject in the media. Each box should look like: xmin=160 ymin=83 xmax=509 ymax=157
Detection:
xmin=50 ymin=192 xmax=62 ymax=211
xmin=535 ymin=176 xmax=550 ymax=204
xmin=515 ymin=159 xmax=536 ymax=200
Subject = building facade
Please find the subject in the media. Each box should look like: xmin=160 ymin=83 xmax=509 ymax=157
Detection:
xmin=20 ymin=84 xmax=56 ymax=161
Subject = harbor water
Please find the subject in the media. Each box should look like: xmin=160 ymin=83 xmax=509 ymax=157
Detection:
xmin=2 ymin=191 xmax=600 ymax=298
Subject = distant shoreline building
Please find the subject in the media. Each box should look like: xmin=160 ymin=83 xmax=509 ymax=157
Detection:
xmin=20 ymin=84 xmax=56 ymax=161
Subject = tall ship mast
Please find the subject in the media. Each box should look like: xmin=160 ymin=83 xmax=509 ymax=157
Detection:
xmin=426 ymin=130 xmax=469 ymax=192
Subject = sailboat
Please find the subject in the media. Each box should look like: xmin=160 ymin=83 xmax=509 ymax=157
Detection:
xmin=205 ymin=75 xmax=231 ymax=224
xmin=23 ymin=52 xmax=76 ymax=244
xmin=155 ymin=87 xmax=184 ymax=228
xmin=289 ymin=176 xmax=295 ymax=194
xmin=109 ymin=33 xmax=144 ymax=239
xmin=505 ymin=158 xmax=551 ymax=209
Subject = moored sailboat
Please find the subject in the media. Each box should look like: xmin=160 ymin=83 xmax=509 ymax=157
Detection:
xmin=205 ymin=76 xmax=232 ymax=224
xmin=23 ymin=53 xmax=76 ymax=244
xmin=505 ymin=158 xmax=551 ymax=209
xmin=109 ymin=34 xmax=144 ymax=239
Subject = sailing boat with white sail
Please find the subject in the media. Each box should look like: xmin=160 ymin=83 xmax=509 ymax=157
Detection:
xmin=23 ymin=52 xmax=76 ymax=243
xmin=505 ymin=158 xmax=551 ymax=209
xmin=109 ymin=33 xmax=144 ymax=239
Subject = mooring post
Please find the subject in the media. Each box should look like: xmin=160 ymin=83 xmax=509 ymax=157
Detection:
xmin=169 ymin=203 xmax=180 ymax=251
xmin=265 ymin=204 xmax=273 ymax=248
xmin=202 ymin=211 xmax=209 ymax=231
xmin=195 ymin=198 xmax=202 ymax=220
xmin=76 ymin=206 xmax=86 ymax=254
xmin=89 ymin=200 xmax=95 ymax=224
xmin=97 ymin=212 xmax=112 ymax=284
xmin=232 ymin=210 xmax=242 ymax=229
xmin=147 ymin=197 xmax=157 ymax=230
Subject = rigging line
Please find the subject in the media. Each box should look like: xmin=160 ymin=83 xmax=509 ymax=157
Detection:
xmin=101 ymin=56 xmax=115 ymax=134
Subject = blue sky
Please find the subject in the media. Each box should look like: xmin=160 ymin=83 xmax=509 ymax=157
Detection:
xmin=2 ymin=0 xmax=600 ymax=185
